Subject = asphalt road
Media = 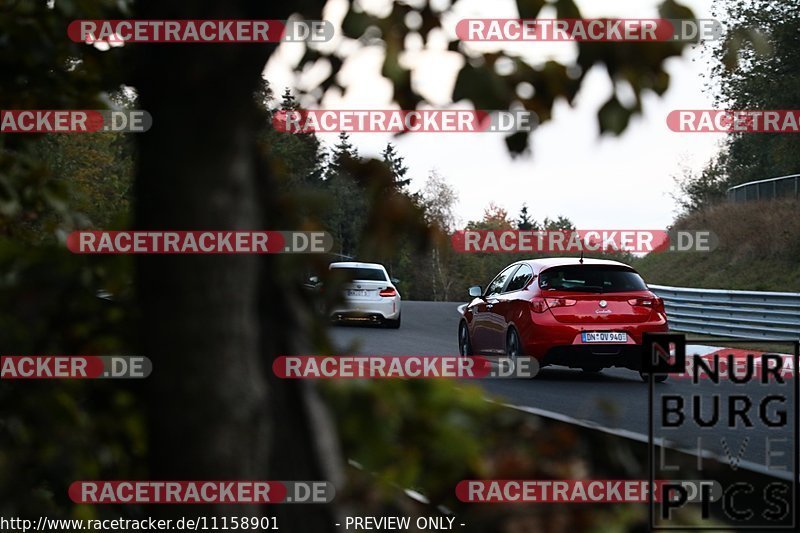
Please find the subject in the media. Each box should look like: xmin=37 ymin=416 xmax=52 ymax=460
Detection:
xmin=329 ymin=301 xmax=796 ymax=476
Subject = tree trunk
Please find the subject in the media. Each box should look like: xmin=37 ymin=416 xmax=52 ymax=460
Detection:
xmin=134 ymin=1 xmax=337 ymax=527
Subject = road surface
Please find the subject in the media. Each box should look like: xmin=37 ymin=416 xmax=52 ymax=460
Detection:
xmin=328 ymin=301 xmax=796 ymax=476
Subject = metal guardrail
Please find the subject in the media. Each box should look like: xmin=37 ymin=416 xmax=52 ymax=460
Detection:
xmin=650 ymin=284 xmax=800 ymax=340
xmin=727 ymin=173 xmax=800 ymax=202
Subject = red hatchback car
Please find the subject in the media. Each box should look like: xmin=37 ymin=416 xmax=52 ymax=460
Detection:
xmin=458 ymin=258 xmax=669 ymax=381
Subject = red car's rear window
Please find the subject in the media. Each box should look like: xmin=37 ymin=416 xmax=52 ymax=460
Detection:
xmin=539 ymin=265 xmax=648 ymax=293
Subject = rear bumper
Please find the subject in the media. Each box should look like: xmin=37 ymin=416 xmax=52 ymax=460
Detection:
xmin=541 ymin=344 xmax=644 ymax=370
xmin=519 ymin=315 xmax=669 ymax=370
xmin=330 ymin=311 xmax=386 ymax=324
xmin=330 ymin=298 xmax=400 ymax=321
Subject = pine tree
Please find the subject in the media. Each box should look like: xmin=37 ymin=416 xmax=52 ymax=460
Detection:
xmin=326 ymin=132 xmax=358 ymax=179
xmin=382 ymin=142 xmax=411 ymax=189
xmin=517 ymin=204 xmax=538 ymax=230
xmin=254 ymin=78 xmax=273 ymax=111
xmin=280 ymin=87 xmax=299 ymax=111
xmin=257 ymin=84 xmax=324 ymax=191
xmin=323 ymin=132 xmax=363 ymax=257
xmin=543 ymin=215 xmax=575 ymax=231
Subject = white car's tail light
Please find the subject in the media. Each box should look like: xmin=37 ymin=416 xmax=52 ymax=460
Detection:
xmin=379 ymin=287 xmax=397 ymax=297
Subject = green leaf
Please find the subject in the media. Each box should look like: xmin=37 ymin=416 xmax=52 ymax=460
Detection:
xmin=516 ymin=0 xmax=547 ymax=19
xmin=504 ymin=131 xmax=530 ymax=157
xmin=658 ymin=0 xmax=695 ymax=20
xmin=453 ymin=63 xmax=512 ymax=110
xmin=554 ymin=0 xmax=581 ymax=19
xmin=598 ymin=96 xmax=631 ymax=135
xmin=341 ymin=9 xmax=375 ymax=40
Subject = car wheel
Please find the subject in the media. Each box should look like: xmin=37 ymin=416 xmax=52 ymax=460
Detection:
xmin=639 ymin=371 xmax=668 ymax=383
xmin=506 ymin=327 xmax=540 ymax=379
xmin=506 ymin=328 xmax=522 ymax=370
xmin=458 ymin=321 xmax=472 ymax=356
xmin=384 ymin=313 xmax=401 ymax=329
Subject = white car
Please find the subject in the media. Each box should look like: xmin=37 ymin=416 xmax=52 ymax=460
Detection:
xmin=329 ymin=262 xmax=402 ymax=328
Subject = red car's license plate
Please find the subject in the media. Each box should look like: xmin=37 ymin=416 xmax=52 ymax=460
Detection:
xmin=582 ymin=332 xmax=628 ymax=343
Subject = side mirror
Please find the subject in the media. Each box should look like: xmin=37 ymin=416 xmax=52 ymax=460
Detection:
xmin=391 ymin=277 xmax=400 ymax=284
xmin=468 ymin=286 xmax=483 ymax=298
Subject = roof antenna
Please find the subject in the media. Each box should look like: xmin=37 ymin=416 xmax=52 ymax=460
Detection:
xmin=579 ymin=249 xmax=584 ymax=264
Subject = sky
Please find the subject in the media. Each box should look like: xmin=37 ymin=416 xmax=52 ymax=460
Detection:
xmin=264 ymin=0 xmax=727 ymax=230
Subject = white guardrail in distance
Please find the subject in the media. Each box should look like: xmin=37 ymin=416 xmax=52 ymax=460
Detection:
xmin=727 ymin=173 xmax=800 ymax=202
xmin=649 ymin=284 xmax=800 ymax=340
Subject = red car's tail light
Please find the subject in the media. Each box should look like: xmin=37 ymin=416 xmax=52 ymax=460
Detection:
xmin=530 ymin=297 xmax=548 ymax=313
xmin=628 ymin=297 xmax=665 ymax=314
xmin=545 ymin=297 xmax=577 ymax=309
xmin=379 ymin=287 xmax=397 ymax=297
xmin=532 ymin=297 xmax=577 ymax=312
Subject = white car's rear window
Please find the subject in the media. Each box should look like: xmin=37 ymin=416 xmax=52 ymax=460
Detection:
xmin=332 ymin=267 xmax=387 ymax=282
